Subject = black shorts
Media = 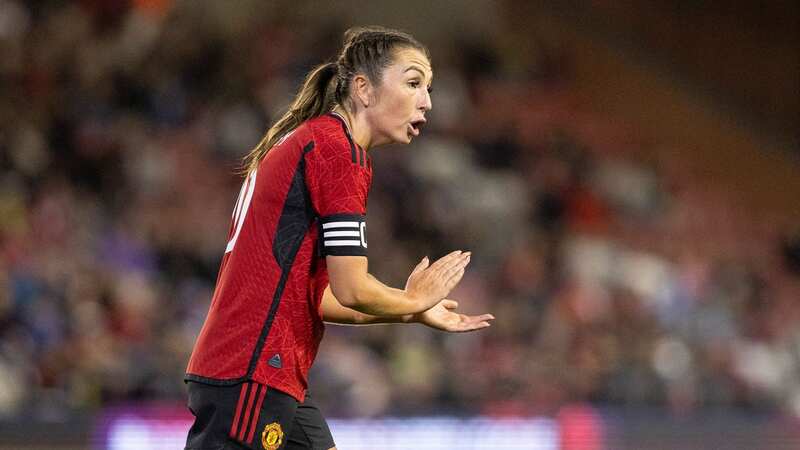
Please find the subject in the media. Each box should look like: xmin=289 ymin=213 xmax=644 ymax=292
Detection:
xmin=184 ymin=381 xmax=335 ymax=450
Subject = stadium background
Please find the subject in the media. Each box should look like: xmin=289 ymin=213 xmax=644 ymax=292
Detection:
xmin=1 ymin=0 xmax=798 ymax=448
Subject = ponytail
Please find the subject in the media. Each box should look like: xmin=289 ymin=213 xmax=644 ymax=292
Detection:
xmin=242 ymin=62 xmax=337 ymax=174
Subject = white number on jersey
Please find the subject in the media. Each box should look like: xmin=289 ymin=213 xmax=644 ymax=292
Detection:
xmin=225 ymin=169 xmax=257 ymax=253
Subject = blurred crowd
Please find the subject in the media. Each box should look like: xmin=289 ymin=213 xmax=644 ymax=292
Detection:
xmin=1 ymin=0 xmax=799 ymax=422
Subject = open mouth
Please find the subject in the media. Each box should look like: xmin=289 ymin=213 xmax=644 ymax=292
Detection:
xmin=409 ymin=119 xmax=426 ymax=137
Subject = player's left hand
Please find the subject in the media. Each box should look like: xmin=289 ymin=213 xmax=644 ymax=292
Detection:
xmin=412 ymin=299 xmax=494 ymax=332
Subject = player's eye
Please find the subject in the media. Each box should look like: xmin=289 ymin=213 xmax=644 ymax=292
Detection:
xmin=426 ymin=85 xmax=433 ymax=94
xmin=408 ymin=80 xmax=420 ymax=89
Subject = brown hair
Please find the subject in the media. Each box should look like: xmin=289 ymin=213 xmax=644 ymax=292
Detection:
xmin=242 ymin=26 xmax=429 ymax=174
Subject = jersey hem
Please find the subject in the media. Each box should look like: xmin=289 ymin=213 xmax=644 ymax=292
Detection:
xmin=184 ymin=373 xmax=306 ymax=402
xmin=184 ymin=373 xmax=247 ymax=386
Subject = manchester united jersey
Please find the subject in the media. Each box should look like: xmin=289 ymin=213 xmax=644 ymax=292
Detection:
xmin=186 ymin=113 xmax=372 ymax=401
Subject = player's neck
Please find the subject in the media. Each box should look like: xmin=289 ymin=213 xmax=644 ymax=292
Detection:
xmin=332 ymin=106 xmax=372 ymax=151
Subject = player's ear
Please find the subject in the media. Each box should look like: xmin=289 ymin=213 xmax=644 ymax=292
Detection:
xmin=352 ymin=74 xmax=372 ymax=108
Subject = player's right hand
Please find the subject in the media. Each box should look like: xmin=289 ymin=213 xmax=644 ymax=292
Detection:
xmin=404 ymin=250 xmax=470 ymax=310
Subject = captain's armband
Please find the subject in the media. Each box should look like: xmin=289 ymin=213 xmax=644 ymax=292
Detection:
xmin=319 ymin=214 xmax=368 ymax=257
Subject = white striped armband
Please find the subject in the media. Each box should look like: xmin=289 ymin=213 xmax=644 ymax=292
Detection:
xmin=319 ymin=214 xmax=368 ymax=256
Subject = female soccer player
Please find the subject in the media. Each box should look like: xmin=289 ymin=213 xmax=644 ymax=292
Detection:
xmin=184 ymin=26 xmax=494 ymax=450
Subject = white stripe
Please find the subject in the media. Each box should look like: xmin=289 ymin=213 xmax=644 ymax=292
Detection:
xmin=230 ymin=177 xmax=248 ymax=220
xmin=324 ymin=240 xmax=362 ymax=246
xmin=225 ymin=170 xmax=257 ymax=253
xmin=322 ymin=221 xmax=360 ymax=229
xmin=324 ymin=231 xmax=360 ymax=238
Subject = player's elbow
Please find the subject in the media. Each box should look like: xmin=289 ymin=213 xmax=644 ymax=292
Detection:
xmin=328 ymin=280 xmax=363 ymax=309
xmin=326 ymin=255 xmax=372 ymax=311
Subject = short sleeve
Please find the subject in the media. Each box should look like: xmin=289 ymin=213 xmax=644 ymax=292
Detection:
xmin=306 ymin=139 xmax=370 ymax=257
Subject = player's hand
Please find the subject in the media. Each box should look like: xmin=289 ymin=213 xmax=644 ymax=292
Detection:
xmin=404 ymin=251 xmax=470 ymax=310
xmin=413 ymin=299 xmax=494 ymax=332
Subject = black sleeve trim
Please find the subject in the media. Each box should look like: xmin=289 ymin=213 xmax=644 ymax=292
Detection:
xmin=319 ymin=213 xmax=368 ymax=257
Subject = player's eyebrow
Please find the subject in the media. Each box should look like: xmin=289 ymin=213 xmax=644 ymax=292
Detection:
xmin=404 ymin=65 xmax=433 ymax=81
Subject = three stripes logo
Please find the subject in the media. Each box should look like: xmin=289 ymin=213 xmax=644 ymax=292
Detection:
xmin=320 ymin=215 xmax=367 ymax=256
xmin=229 ymin=382 xmax=268 ymax=446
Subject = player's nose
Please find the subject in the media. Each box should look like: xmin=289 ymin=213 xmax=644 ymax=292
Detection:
xmin=419 ymin=89 xmax=432 ymax=112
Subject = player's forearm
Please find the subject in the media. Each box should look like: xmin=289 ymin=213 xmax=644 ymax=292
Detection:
xmin=327 ymin=253 xmax=470 ymax=317
xmin=321 ymin=286 xmax=412 ymax=325
xmin=331 ymin=272 xmax=431 ymax=316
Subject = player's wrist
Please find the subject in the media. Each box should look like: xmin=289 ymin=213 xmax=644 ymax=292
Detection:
xmin=403 ymin=289 xmax=435 ymax=315
xmin=401 ymin=313 xmax=417 ymax=324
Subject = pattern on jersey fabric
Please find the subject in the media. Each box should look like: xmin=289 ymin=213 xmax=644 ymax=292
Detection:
xmin=185 ymin=114 xmax=373 ymax=400
xmin=273 ymin=141 xmax=317 ymax=268
xmin=246 ymin=141 xmax=316 ymax=379
xmin=329 ymin=112 xmax=370 ymax=169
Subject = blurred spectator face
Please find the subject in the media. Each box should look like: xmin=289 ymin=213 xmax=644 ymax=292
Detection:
xmin=364 ymin=47 xmax=432 ymax=146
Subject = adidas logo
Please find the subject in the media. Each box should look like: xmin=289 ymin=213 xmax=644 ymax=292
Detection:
xmin=268 ymin=354 xmax=282 ymax=369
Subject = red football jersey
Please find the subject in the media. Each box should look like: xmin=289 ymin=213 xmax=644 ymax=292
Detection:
xmin=186 ymin=113 xmax=372 ymax=401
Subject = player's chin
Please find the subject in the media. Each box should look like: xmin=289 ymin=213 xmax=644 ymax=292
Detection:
xmin=402 ymin=124 xmax=420 ymax=144
xmin=393 ymin=132 xmax=413 ymax=145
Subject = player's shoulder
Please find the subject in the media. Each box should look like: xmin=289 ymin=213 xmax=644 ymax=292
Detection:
xmin=304 ymin=114 xmax=356 ymax=158
xmin=306 ymin=113 xmax=372 ymax=171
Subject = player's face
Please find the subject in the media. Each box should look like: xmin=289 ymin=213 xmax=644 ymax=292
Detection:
xmin=367 ymin=47 xmax=433 ymax=146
